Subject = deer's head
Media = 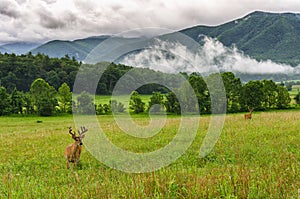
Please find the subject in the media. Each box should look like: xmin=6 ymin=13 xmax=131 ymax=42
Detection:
xmin=68 ymin=126 xmax=88 ymax=146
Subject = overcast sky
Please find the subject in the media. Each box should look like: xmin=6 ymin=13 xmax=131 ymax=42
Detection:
xmin=1 ymin=0 xmax=300 ymax=44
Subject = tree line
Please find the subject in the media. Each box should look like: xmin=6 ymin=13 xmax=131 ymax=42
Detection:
xmin=0 ymin=53 xmax=80 ymax=93
xmin=0 ymin=72 xmax=294 ymax=116
xmin=127 ymin=72 xmax=293 ymax=115
xmin=0 ymin=53 xmax=168 ymax=95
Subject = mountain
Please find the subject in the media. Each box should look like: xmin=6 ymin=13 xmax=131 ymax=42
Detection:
xmin=2 ymin=11 xmax=300 ymax=66
xmin=30 ymin=36 xmax=110 ymax=60
xmin=0 ymin=42 xmax=41 ymax=55
xmin=180 ymin=11 xmax=300 ymax=66
xmin=0 ymin=46 xmax=9 ymax=54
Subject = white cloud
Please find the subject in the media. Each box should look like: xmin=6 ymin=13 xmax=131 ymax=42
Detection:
xmin=0 ymin=0 xmax=300 ymax=43
xmin=123 ymin=37 xmax=297 ymax=74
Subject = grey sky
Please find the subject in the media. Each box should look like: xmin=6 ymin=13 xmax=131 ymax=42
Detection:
xmin=0 ymin=0 xmax=300 ymax=44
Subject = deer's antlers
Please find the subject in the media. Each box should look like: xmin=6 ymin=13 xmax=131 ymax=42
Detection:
xmin=69 ymin=126 xmax=88 ymax=139
xmin=78 ymin=126 xmax=88 ymax=138
xmin=69 ymin=127 xmax=76 ymax=139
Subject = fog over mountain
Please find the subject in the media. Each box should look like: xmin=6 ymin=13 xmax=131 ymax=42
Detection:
xmin=122 ymin=37 xmax=299 ymax=75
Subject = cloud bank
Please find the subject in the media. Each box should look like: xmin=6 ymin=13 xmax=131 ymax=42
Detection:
xmin=123 ymin=37 xmax=299 ymax=74
xmin=1 ymin=0 xmax=300 ymax=43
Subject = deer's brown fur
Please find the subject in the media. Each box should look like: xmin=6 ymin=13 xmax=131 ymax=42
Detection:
xmin=64 ymin=127 xmax=88 ymax=168
xmin=244 ymin=108 xmax=254 ymax=120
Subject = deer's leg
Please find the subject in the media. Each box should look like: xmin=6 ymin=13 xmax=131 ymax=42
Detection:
xmin=67 ymin=158 xmax=72 ymax=169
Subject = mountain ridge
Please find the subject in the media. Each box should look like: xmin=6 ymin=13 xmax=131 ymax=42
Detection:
xmin=180 ymin=11 xmax=300 ymax=66
xmin=0 ymin=42 xmax=41 ymax=55
xmin=1 ymin=11 xmax=300 ymax=66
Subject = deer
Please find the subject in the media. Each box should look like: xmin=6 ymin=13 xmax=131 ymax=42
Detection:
xmin=244 ymin=108 xmax=254 ymax=120
xmin=64 ymin=126 xmax=88 ymax=169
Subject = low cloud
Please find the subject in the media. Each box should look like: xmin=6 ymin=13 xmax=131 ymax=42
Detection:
xmin=123 ymin=36 xmax=299 ymax=74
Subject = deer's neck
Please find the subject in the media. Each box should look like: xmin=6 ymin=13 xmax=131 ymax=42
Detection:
xmin=71 ymin=143 xmax=81 ymax=157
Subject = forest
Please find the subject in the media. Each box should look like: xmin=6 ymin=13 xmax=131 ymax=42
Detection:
xmin=0 ymin=53 xmax=295 ymax=116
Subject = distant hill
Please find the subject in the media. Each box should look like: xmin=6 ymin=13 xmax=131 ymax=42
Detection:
xmin=1 ymin=42 xmax=41 ymax=55
xmin=0 ymin=46 xmax=9 ymax=54
xmin=180 ymin=11 xmax=300 ymax=66
xmin=30 ymin=36 xmax=110 ymax=60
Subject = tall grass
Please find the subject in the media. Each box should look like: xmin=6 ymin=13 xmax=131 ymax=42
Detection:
xmin=0 ymin=111 xmax=299 ymax=198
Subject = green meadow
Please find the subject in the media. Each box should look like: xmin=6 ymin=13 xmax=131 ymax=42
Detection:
xmin=0 ymin=111 xmax=299 ymax=198
xmin=290 ymin=85 xmax=300 ymax=96
xmin=94 ymin=95 xmax=152 ymax=108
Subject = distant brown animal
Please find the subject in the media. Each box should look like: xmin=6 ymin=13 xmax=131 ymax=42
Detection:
xmin=64 ymin=126 xmax=88 ymax=168
xmin=244 ymin=108 xmax=254 ymax=120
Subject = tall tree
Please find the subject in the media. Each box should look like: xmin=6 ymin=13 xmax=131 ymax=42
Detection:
xmin=129 ymin=91 xmax=145 ymax=114
xmin=276 ymin=85 xmax=291 ymax=109
xmin=188 ymin=74 xmax=210 ymax=113
xmin=221 ymin=72 xmax=242 ymax=113
xmin=261 ymin=80 xmax=278 ymax=109
xmin=165 ymin=92 xmax=181 ymax=114
xmin=0 ymin=86 xmax=11 ymax=116
xmin=148 ymin=92 xmax=164 ymax=112
xmin=76 ymin=91 xmax=94 ymax=114
xmin=58 ymin=83 xmax=72 ymax=113
xmin=11 ymin=88 xmax=25 ymax=114
xmin=30 ymin=78 xmax=57 ymax=116
xmin=240 ymin=80 xmax=264 ymax=111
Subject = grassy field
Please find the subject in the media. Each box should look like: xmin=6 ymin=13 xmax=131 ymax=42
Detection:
xmin=0 ymin=111 xmax=299 ymax=198
xmin=290 ymin=85 xmax=300 ymax=96
xmin=94 ymin=95 xmax=152 ymax=105
xmin=93 ymin=95 xmax=152 ymax=111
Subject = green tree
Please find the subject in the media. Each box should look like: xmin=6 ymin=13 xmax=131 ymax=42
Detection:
xmin=240 ymin=80 xmax=264 ymax=111
xmin=110 ymin=100 xmax=125 ymax=113
xmin=58 ymin=83 xmax=72 ymax=113
xmin=45 ymin=70 xmax=60 ymax=90
xmin=285 ymin=83 xmax=292 ymax=91
xmin=117 ymin=102 xmax=125 ymax=113
xmin=188 ymin=74 xmax=209 ymax=113
xmin=148 ymin=92 xmax=164 ymax=112
xmin=110 ymin=100 xmax=118 ymax=113
xmin=177 ymin=81 xmax=199 ymax=114
xmin=221 ymin=72 xmax=242 ymax=113
xmin=30 ymin=78 xmax=57 ymax=116
xmin=261 ymin=80 xmax=278 ymax=109
xmin=0 ymin=86 xmax=11 ymax=115
xmin=103 ymin=104 xmax=111 ymax=114
xmin=76 ymin=91 xmax=94 ymax=114
xmin=206 ymin=73 xmax=227 ymax=114
xmin=11 ymin=88 xmax=25 ymax=114
xmin=165 ymin=92 xmax=181 ymax=114
xmin=129 ymin=91 xmax=145 ymax=114
xmin=276 ymin=85 xmax=291 ymax=109
xmin=24 ymin=93 xmax=34 ymax=114
xmin=96 ymin=104 xmax=104 ymax=115
xmin=1 ymin=72 xmax=17 ymax=93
